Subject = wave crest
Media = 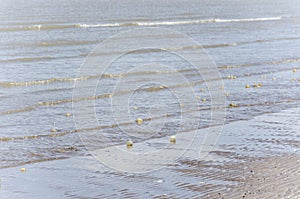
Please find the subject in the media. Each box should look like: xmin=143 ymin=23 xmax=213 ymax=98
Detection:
xmin=76 ymin=16 xmax=282 ymax=28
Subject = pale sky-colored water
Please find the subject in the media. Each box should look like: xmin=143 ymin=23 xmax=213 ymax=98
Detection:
xmin=0 ymin=1 xmax=299 ymax=197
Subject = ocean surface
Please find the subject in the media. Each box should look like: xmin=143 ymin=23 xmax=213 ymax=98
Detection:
xmin=0 ymin=0 xmax=300 ymax=198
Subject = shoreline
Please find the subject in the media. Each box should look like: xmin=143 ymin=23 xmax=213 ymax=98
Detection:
xmin=1 ymin=107 xmax=299 ymax=198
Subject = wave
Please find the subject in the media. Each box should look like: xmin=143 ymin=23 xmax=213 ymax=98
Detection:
xmin=0 ymin=24 xmax=74 ymax=32
xmin=0 ymin=92 xmax=113 ymax=116
xmin=0 ymin=74 xmax=121 ymax=88
xmin=36 ymin=40 xmax=95 ymax=47
xmin=1 ymin=64 xmax=298 ymax=118
xmin=220 ymin=58 xmax=300 ymax=69
xmin=0 ymin=17 xmax=283 ymax=32
xmin=0 ymin=77 xmax=88 ymax=87
xmin=1 ymin=57 xmax=299 ymax=88
xmin=1 ymin=97 xmax=299 ymax=143
xmin=0 ymin=56 xmax=54 ymax=63
xmin=75 ymin=16 xmax=283 ymax=28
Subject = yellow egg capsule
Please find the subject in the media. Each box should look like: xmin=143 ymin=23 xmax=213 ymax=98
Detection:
xmin=65 ymin=113 xmax=71 ymax=117
xmin=136 ymin=118 xmax=143 ymax=125
xmin=170 ymin=136 xmax=176 ymax=144
xmin=126 ymin=140 xmax=133 ymax=148
xmin=292 ymin=69 xmax=297 ymax=73
xmin=50 ymin=128 xmax=57 ymax=133
xmin=245 ymin=85 xmax=250 ymax=88
xmin=20 ymin=168 xmax=26 ymax=172
xmin=229 ymin=103 xmax=237 ymax=107
xmin=132 ymin=106 xmax=138 ymax=110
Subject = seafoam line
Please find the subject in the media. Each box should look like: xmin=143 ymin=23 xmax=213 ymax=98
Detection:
xmin=76 ymin=17 xmax=283 ymax=28
xmin=0 ymin=17 xmax=283 ymax=32
xmin=1 ymin=57 xmax=299 ymax=88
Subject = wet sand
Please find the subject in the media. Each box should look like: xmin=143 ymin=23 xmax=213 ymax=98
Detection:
xmin=1 ymin=107 xmax=299 ymax=198
xmin=213 ymin=154 xmax=300 ymax=199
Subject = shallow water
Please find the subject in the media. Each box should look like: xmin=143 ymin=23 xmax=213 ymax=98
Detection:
xmin=0 ymin=0 xmax=300 ymax=197
xmin=1 ymin=107 xmax=299 ymax=198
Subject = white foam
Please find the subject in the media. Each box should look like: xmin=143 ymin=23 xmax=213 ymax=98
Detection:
xmin=75 ymin=16 xmax=282 ymax=28
xmin=214 ymin=16 xmax=282 ymax=23
xmin=29 ymin=24 xmax=42 ymax=30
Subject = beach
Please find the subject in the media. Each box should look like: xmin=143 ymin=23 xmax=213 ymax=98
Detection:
xmin=1 ymin=108 xmax=300 ymax=198
xmin=0 ymin=0 xmax=300 ymax=198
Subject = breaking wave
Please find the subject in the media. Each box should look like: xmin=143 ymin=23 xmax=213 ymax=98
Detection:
xmin=75 ymin=17 xmax=283 ymax=28
xmin=0 ymin=17 xmax=283 ymax=32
